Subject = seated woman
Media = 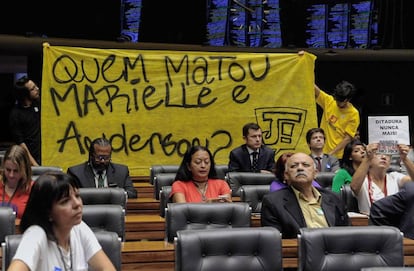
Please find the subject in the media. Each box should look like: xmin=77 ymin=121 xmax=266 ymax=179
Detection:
xmin=170 ymin=146 xmax=232 ymax=203
xmin=0 ymin=145 xmax=34 ymax=219
xmin=270 ymin=152 xmax=320 ymax=192
xmin=351 ymin=143 xmax=414 ymax=215
xmin=8 ymin=171 xmax=115 ymax=271
xmin=332 ymin=138 xmax=366 ymax=193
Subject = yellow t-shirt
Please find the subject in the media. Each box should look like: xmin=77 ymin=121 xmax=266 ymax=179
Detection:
xmin=316 ymin=89 xmax=360 ymax=158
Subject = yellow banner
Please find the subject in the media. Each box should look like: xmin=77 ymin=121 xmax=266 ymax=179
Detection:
xmin=41 ymin=45 xmax=317 ymax=176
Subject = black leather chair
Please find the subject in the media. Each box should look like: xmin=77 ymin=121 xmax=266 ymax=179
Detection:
xmin=239 ymin=184 xmax=270 ymax=214
xmin=1 ymin=234 xmax=20 ymax=271
xmin=93 ymin=231 xmax=122 ymax=271
xmin=226 ymin=172 xmax=274 ymax=196
xmin=79 ymin=187 xmax=128 ymax=210
xmin=174 ymin=227 xmax=283 ymax=271
xmin=0 ymin=206 xmax=15 ymax=243
xmin=315 ymin=171 xmax=336 ymax=189
xmin=215 ymin=164 xmax=229 ymax=180
xmin=149 ymin=164 xmax=179 ymax=185
xmin=153 ymin=172 xmax=176 ymax=200
xmin=31 ymin=166 xmax=63 ymax=180
xmin=159 ymin=185 xmax=172 ymax=217
xmin=165 ymin=202 xmax=252 ymax=243
xmin=340 ymin=183 xmax=359 ymax=212
xmin=82 ymin=204 xmax=126 ymax=241
xmin=2 ymin=231 xmax=122 ymax=271
xmin=298 ymin=226 xmax=404 ymax=271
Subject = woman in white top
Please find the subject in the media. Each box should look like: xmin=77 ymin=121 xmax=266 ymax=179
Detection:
xmin=7 ymin=171 xmax=115 ymax=271
xmin=350 ymin=142 xmax=414 ymax=215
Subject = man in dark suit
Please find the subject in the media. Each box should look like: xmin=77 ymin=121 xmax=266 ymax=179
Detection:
xmin=228 ymin=122 xmax=275 ymax=173
xmin=370 ymin=181 xmax=414 ymax=239
xmin=306 ymin=127 xmax=340 ymax=173
xmin=67 ymin=137 xmax=137 ymax=198
xmin=261 ymin=152 xmax=349 ymax=239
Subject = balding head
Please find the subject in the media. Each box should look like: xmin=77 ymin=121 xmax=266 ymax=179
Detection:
xmin=284 ymin=152 xmax=316 ymax=188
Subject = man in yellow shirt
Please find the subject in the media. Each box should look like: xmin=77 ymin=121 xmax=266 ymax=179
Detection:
xmin=315 ymin=81 xmax=360 ymax=160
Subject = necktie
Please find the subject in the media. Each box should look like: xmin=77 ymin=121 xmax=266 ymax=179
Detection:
xmin=252 ymin=151 xmax=259 ymax=172
xmin=98 ymin=172 xmax=104 ymax=188
xmin=315 ymin=157 xmax=322 ymax=172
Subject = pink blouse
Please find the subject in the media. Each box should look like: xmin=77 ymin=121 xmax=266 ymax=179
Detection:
xmin=170 ymin=179 xmax=231 ymax=202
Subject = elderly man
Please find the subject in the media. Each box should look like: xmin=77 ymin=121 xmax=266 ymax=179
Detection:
xmin=261 ymin=152 xmax=349 ymax=239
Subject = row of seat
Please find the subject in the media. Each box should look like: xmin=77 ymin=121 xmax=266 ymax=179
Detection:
xmin=151 ymin=167 xmax=359 ymax=217
xmin=174 ymin=225 xmax=407 ymax=271
xmin=1 ymin=191 xmax=411 ymax=271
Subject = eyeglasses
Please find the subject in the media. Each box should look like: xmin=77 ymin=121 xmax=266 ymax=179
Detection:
xmin=94 ymin=154 xmax=111 ymax=162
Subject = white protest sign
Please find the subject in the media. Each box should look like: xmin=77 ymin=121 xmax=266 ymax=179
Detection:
xmin=367 ymin=115 xmax=410 ymax=154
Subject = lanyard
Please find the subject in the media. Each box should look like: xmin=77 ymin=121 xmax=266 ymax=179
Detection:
xmin=1 ymin=183 xmax=19 ymax=206
xmin=367 ymin=173 xmax=387 ymax=204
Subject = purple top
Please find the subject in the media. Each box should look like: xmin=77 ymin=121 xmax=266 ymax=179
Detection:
xmin=269 ymin=179 xmax=321 ymax=192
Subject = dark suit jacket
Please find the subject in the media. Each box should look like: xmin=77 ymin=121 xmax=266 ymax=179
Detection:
xmin=67 ymin=162 xmax=137 ymax=198
xmin=370 ymin=182 xmax=414 ymax=239
xmin=311 ymin=153 xmax=340 ymax=173
xmin=261 ymin=186 xmax=349 ymax=238
xmin=228 ymin=144 xmax=275 ymax=172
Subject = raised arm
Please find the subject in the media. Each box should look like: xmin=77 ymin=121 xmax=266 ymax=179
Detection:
xmin=398 ymin=144 xmax=414 ymax=185
xmin=350 ymin=143 xmax=378 ymax=195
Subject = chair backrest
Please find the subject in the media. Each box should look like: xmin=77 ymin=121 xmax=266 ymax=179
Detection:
xmin=165 ymin=202 xmax=252 ymax=243
xmin=153 ymin=173 xmax=176 ymax=200
xmin=94 ymin=231 xmax=122 ymax=271
xmin=82 ymin=204 xmax=126 ymax=241
xmin=174 ymin=227 xmax=283 ymax=271
xmin=298 ymin=226 xmax=404 ymax=271
xmin=214 ymin=164 xmax=228 ymax=180
xmin=159 ymin=185 xmax=172 ymax=217
xmin=315 ymin=172 xmax=336 ymax=189
xmin=340 ymin=183 xmax=359 ymax=212
xmin=2 ymin=234 xmax=21 ymax=271
xmin=2 ymin=232 xmax=122 ymax=271
xmin=149 ymin=165 xmax=179 ymax=184
xmin=79 ymin=187 xmax=128 ymax=210
xmin=0 ymin=206 xmax=15 ymax=243
xmin=239 ymin=184 xmax=270 ymax=213
xmin=31 ymin=166 xmax=63 ymax=180
xmin=226 ymin=172 xmax=274 ymax=196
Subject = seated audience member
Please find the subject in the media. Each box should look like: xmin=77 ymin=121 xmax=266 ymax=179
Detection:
xmin=67 ymin=137 xmax=137 ymax=198
xmin=350 ymin=143 xmax=414 ymax=215
xmin=261 ymin=152 xmax=349 ymax=239
xmin=170 ymin=145 xmax=232 ymax=203
xmin=370 ymin=182 xmax=414 ymax=239
xmin=8 ymin=171 xmax=115 ymax=271
xmin=228 ymin=122 xmax=275 ymax=173
xmin=331 ymin=138 xmax=366 ymax=193
xmin=306 ymin=127 xmax=340 ymax=173
xmin=270 ymin=152 xmax=320 ymax=192
xmin=0 ymin=145 xmax=34 ymax=218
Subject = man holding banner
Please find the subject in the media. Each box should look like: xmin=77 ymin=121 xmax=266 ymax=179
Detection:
xmin=314 ymin=80 xmax=360 ymax=160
